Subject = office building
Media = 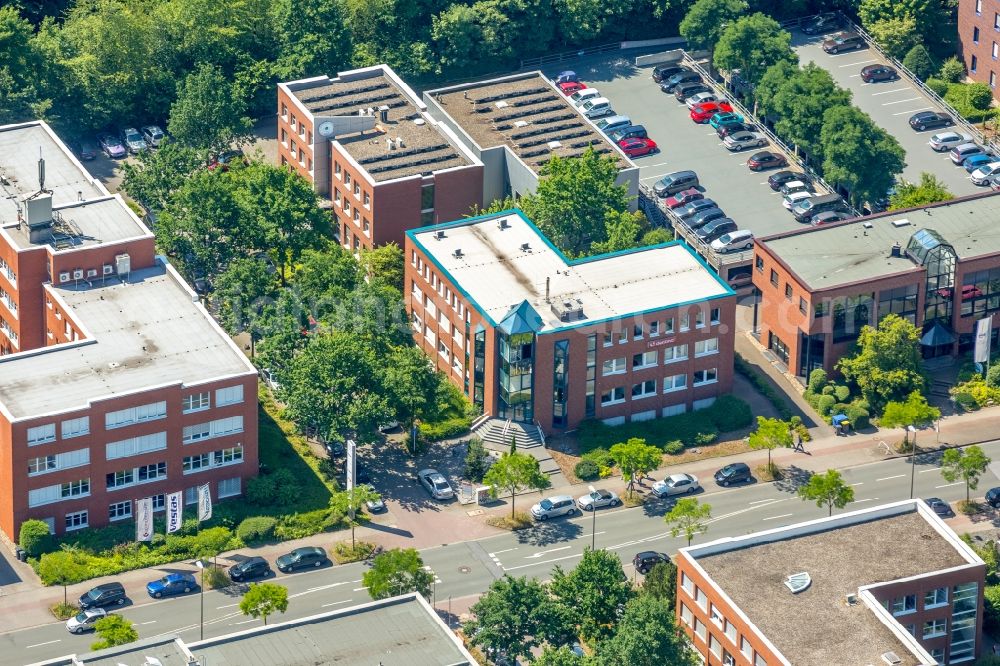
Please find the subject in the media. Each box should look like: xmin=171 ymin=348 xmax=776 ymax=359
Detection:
xmin=958 ymin=0 xmax=1000 ymax=100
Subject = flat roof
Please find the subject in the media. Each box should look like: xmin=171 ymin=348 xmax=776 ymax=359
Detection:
xmin=759 ymin=192 xmax=1000 ymax=291
xmin=2 ymin=195 xmax=151 ymax=251
xmin=689 ymin=502 xmax=977 ymax=666
xmin=31 ymin=594 xmax=476 ymax=666
xmin=408 ymin=210 xmax=733 ymax=333
xmin=427 ymin=72 xmax=629 ymax=173
xmin=286 ymin=67 xmax=470 ymax=182
xmin=0 ymin=260 xmax=256 ymax=421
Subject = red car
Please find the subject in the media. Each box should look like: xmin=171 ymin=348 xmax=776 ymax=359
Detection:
xmin=690 ymin=102 xmax=733 ymax=123
xmin=557 ymin=80 xmax=586 ymax=95
xmin=664 ymin=188 xmax=703 ymax=209
xmin=746 ymin=151 xmax=788 ymax=171
xmin=618 ymin=137 xmax=658 ymax=157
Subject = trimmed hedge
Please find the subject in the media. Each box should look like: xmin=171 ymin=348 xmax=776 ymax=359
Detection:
xmin=19 ymin=519 xmax=53 ymax=557
xmin=574 ymin=460 xmax=601 ymax=481
xmin=419 ymin=415 xmax=472 ymax=441
xmin=236 ymin=516 xmax=277 ymax=544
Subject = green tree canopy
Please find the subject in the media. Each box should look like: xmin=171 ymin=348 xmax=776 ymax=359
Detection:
xmin=642 ymin=560 xmax=678 ymax=609
xmin=360 ymin=242 xmax=405 ymax=290
xmin=747 ymin=416 xmax=792 ymax=470
xmin=820 ymin=104 xmax=906 ymax=208
xmin=664 ymin=497 xmax=711 ymax=547
xmin=880 ymin=391 xmax=941 ymax=444
xmin=167 ymin=62 xmax=252 ymax=152
xmin=679 ymin=0 xmax=748 ymax=53
xmin=19 ymin=519 xmax=53 ymax=558
xmin=941 ymin=446 xmax=992 ymax=503
xmin=121 ymin=142 xmax=205 ymax=213
xmin=836 ymin=313 xmax=925 ymax=412
xmin=858 ymin=0 xmax=954 ymax=56
xmin=383 ymin=345 xmax=444 ymax=431
xmin=889 ymin=173 xmax=953 ymax=210
xmin=608 ymin=437 xmax=663 ymax=495
xmin=600 ymin=594 xmax=699 ymax=666
xmin=239 ymin=582 xmax=289 ymax=625
xmin=362 ymin=547 xmax=435 ymax=600
xmin=271 ymin=0 xmax=354 ymax=81
xmin=550 ymin=547 xmax=635 ymax=641
xmin=533 ymin=645 xmax=587 ymax=666
xmin=713 ymin=12 xmax=797 ymax=87
xmin=37 ymin=547 xmax=88 ymax=604
xmin=483 ymin=451 xmax=551 ymax=518
xmin=212 ymin=257 xmax=278 ymax=337
xmin=330 ymin=485 xmax=382 ymax=547
xmin=797 ymin=469 xmax=855 ymax=516
xmin=902 ymin=44 xmax=937 ymax=80
xmin=866 ymin=16 xmax=918 ymax=60
xmin=0 ymin=6 xmax=54 ymax=124
xmin=90 ymin=615 xmax=139 ymax=651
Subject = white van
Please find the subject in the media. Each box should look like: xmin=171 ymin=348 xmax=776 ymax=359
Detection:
xmin=711 ymin=230 xmax=754 ymax=254
xmin=570 ymin=88 xmax=600 ymax=107
xmin=582 ymin=97 xmax=614 ymax=119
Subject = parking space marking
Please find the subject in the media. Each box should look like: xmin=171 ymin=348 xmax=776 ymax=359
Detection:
xmin=936 ymin=481 xmax=964 ymax=489
xmin=882 ymin=97 xmax=923 ymax=106
xmin=871 ymin=87 xmax=912 ymax=96
xmin=641 ymin=160 xmax=672 ymax=169
xmin=761 ymin=513 xmax=793 ymax=521
xmin=892 ymin=107 xmax=932 ymax=116
xmin=876 ymin=474 xmax=905 ymax=482
xmin=839 ymin=58 xmax=878 ymax=67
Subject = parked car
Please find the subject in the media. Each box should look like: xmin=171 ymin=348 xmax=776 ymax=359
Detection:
xmin=780 ymin=180 xmax=812 ymax=196
xmin=811 ymin=210 xmax=852 ymax=225
xmin=619 ymin=137 xmax=658 ymax=157
xmin=554 ymin=70 xmax=578 ymax=85
xmin=711 ymin=230 xmax=754 ymax=253
xmin=690 ymin=101 xmax=733 ymax=123
xmin=355 ymin=463 xmax=371 ymax=485
xmin=595 ymin=115 xmax=631 ymax=134
xmin=792 ymin=194 xmax=845 ymax=222
xmin=577 ymin=488 xmax=621 ymax=511
xmin=783 ymin=191 xmax=815 ymax=209
xmin=723 ymin=130 xmax=767 ymax=151
xmin=664 ymin=187 xmax=703 ymax=209
xmin=276 ymin=546 xmax=328 ymax=572
xmin=146 ymin=572 xmax=197 ymax=598
xmin=569 ymin=88 xmax=600 ymax=107
xmin=696 ymin=217 xmax=737 ymax=242
xmin=79 ymin=582 xmax=127 ymax=609
xmin=985 ymin=487 xmax=1000 ymax=508
xmin=714 ymin=462 xmax=752 ymax=486
xmin=98 ymin=133 xmax=127 ymax=159
xmin=66 ymin=608 xmax=106 ymax=634
xmin=651 ymin=473 xmax=700 ymax=498
xmin=608 ymin=124 xmax=647 ymax=142
xmin=924 ymin=497 xmax=954 ymax=518
xmin=685 ymin=91 xmax=724 ymax=109
xmin=709 ymin=112 xmax=743 ymax=130
xmin=661 ymin=70 xmax=702 ymax=92
xmin=228 ymin=556 xmax=272 ymax=582
xmin=120 ymin=127 xmax=147 ymax=154
xmin=557 ymin=80 xmax=586 ymax=95
xmin=909 ymin=111 xmax=954 ymax=132
xmin=822 ymin=31 xmax=865 ymax=54
xmin=531 ymin=495 xmax=579 ymax=521
xmin=140 ymin=125 xmax=165 ymax=147
xmin=929 ymin=132 xmax=973 ymax=152
xmin=951 ymin=143 xmax=988 ymax=165
xmin=860 ymin=64 xmax=899 ymax=82
xmin=652 ymin=64 xmax=688 ymax=83
xmin=802 ymin=12 xmax=840 ymax=35
xmin=72 ymin=139 xmax=98 ymax=161
xmin=362 ymin=484 xmax=387 ymax=513
xmin=748 ymin=151 xmax=788 ymax=171
xmin=685 ymin=207 xmax=727 ymax=230
xmin=727 ymin=271 xmax=753 ymax=289
xmin=653 ymin=170 xmax=700 ymax=197
xmin=581 ymin=97 xmax=614 ymax=119
xmin=207 ymin=148 xmax=246 ymax=171
xmin=632 ymin=551 xmax=670 ymax=575
xmin=768 ymin=170 xmax=806 ymax=190
xmin=676 ymin=198 xmax=719 ymax=219
xmin=673 ymin=82 xmax=711 ymax=101
xmin=718 ymin=122 xmax=755 ymax=138
xmin=971 ymin=162 xmax=1000 ymax=185
xmin=963 ymin=154 xmax=997 ymax=173
xmin=325 ymin=440 xmax=345 ymax=457
xmin=418 ymin=468 xmax=454 ymax=500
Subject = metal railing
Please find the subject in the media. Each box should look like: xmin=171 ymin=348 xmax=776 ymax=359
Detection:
xmin=520 ymin=42 xmax=622 ymax=69
xmin=534 ymin=420 xmax=546 ymax=447
xmin=500 ymin=418 xmax=512 ymax=446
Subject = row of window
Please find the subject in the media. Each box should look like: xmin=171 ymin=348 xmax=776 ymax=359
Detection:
xmin=28 ymin=449 xmax=89 ymax=476
xmin=602 ymin=309 xmax=722 ymax=347
xmin=29 ymin=478 xmax=91 ymax=508
xmin=183 ymin=445 xmax=244 ymax=474
xmin=680 ymin=572 xmax=767 ymax=666
xmin=602 ymin=339 xmax=719 ymax=376
xmin=600 ymin=369 xmax=717 ymax=406
xmin=411 ymin=261 xmax=471 ymax=322
xmin=67 ymin=477 xmax=245 ymax=528
xmin=106 ymin=462 xmax=167 ymax=490
xmin=0 ymin=255 xmax=15 ymax=287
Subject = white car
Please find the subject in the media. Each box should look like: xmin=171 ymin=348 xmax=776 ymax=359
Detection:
xmin=928 ymin=131 xmax=973 ymax=152
xmin=531 ymin=495 xmax=578 ymax=520
xmin=577 ymin=488 xmax=621 ymax=511
xmin=651 ymin=473 xmax=700 ymax=498
xmin=66 ymin=608 xmax=106 ymax=634
xmin=711 ymin=229 xmax=754 ymax=253
xmin=971 ymin=162 xmax=1000 ymax=185
xmin=685 ymin=92 xmax=722 ymax=109
xmin=723 ymin=131 xmax=767 ymax=151
xmin=783 ymin=191 xmax=814 ymax=209
xmin=141 ymin=125 xmax=165 ymax=148
xmin=779 ymin=180 xmax=812 ymax=196
xmin=417 ymin=469 xmax=454 ymax=500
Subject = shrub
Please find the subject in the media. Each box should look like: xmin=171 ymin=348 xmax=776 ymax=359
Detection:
xmin=945 ymin=83 xmax=999 ymax=123
xmin=246 ymin=475 xmax=277 ymax=506
xmin=845 ymin=404 xmax=871 ymax=430
xmin=924 ymin=77 xmax=948 ymax=97
xmin=903 ymin=44 xmax=936 ymax=80
xmin=939 ymin=57 xmax=966 ymax=83
xmin=986 ymin=585 xmax=1000 ymax=634
xmin=816 ymin=394 xmax=836 ymax=416
xmin=663 ymin=440 xmax=684 ymax=455
xmin=418 ymin=415 xmax=472 ymax=442
xmin=274 ymin=508 xmax=336 ymax=540
xmin=464 ymin=438 xmax=491 ymax=482
xmin=821 ymin=384 xmax=834 ymax=396
xmin=20 ymin=519 xmax=54 ymax=557
xmin=734 ymin=354 xmax=793 ymax=420
xmin=807 ymin=368 xmax=827 ymax=393
xmin=574 ymin=460 xmax=601 ymax=481
xmin=967 ymin=82 xmax=994 ymax=110
xmin=599 ymin=465 xmax=613 ymax=478
xmin=833 ymin=384 xmax=851 ymax=402
xmin=694 ymin=431 xmax=718 ymax=445
xmin=236 ymin=516 xmax=277 ymax=544
xmin=271 ymin=468 xmax=300 ymax=506
xmin=203 ymin=565 xmax=231 ymax=590
xmin=953 ymin=389 xmax=979 ymax=412
xmin=581 ymin=447 xmax=615 ymax=468
xmin=707 ymin=395 xmax=753 ymax=432
xmin=988 ymin=363 xmax=1000 ymax=388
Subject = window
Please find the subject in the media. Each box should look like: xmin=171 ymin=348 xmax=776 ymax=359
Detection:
xmin=694 ymin=368 xmax=718 ymax=386
xmin=602 ymin=357 xmax=627 ymax=375
xmin=975 ymin=26 xmax=981 ymax=43
xmin=995 ymin=12 xmax=1000 ymax=30
xmin=925 ymin=586 xmax=948 ymax=608
xmin=182 ymin=392 xmax=210 ymax=413
xmin=65 ymin=510 xmax=88 ymax=531
xmin=183 ymin=453 xmax=211 ymax=473
xmin=931 ymin=647 xmax=945 ymax=662
xmin=61 ymin=479 xmax=89 ymax=498
xmin=61 ymin=417 xmax=89 ymax=439
xmin=709 ymin=635 xmax=722 ymax=658
xmin=632 ymin=350 xmax=657 ymax=369
xmin=680 ymin=603 xmax=693 ymax=626
xmin=29 ymin=479 xmax=91 ymax=507
xmin=182 ymin=416 xmax=243 ymax=443
xmin=923 ymin=619 xmax=947 ymax=639
xmin=710 ymin=604 xmax=724 ymax=626
xmin=976 ymin=0 xmax=982 ymax=14
xmin=335 ymin=161 xmax=341 ymax=177
xmin=632 ymin=323 xmax=644 ymax=339
xmin=664 ymin=317 xmax=675 ymax=334
xmin=109 ymin=501 xmax=132 ymax=521
xmin=799 ymin=297 xmax=807 ymax=315
xmin=740 ymin=637 xmax=752 ymax=658
xmin=28 ymin=455 xmax=56 ymax=475
xmin=992 ymin=71 xmax=997 ymax=88
xmin=632 ymin=380 xmax=656 ymax=399
xmin=214 ymin=445 xmax=244 ymax=466
xmin=219 ymin=477 xmax=241 ymax=498
xmin=694 ymin=618 xmax=707 ymax=641
xmin=185 ymin=487 xmax=198 ymax=505
xmin=754 ymin=655 xmax=767 ymax=666
xmin=344 ymin=172 xmax=351 ymax=186
xmin=994 ymin=41 xmax=998 ymax=59
xmin=960 ymin=267 xmax=1000 ymax=317
xmin=105 ymin=402 xmax=167 ymax=429
xmin=891 ymin=594 xmax=917 ymax=615
xmin=695 ymin=586 xmax=708 ymax=611
xmin=601 ymin=387 xmax=625 ymax=406
xmin=710 ymin=308 xmax=720 ymax=325
xmin=421 ymin=183 xmax=435 ymax=211
xmin=27 ymin=424 xmax=56 ymax=446
xmin=724 ymin=619 xmax=737 ymax=642
xmin=354 ymin=182 xmax=361 ymax=198
xmin=649 ymin=320 xmax=660 ymax=336
xmin=107 ymin=468 xmax=135 ymax=489
xmin=695 ymin=309 xmax=705 ymax=328
xmin=770 ymin=269 xmax=778 ymax=287
xmin=755 ymin=256 xmax=764 ymax=272
xmin=695 ymin=338 xmax=719 ymax=356
xmin=664 ymin=344 xmax=688 ymax=363
xmin=664 ymin=373 xmax=687 ymax=392
xmin=137 ymin=462 xmax=167 ymax=482
xmin=951 ymin=581 xmax=978 ymax=663
xmin=784 ymin=283 xmax=793 ymax=299
xmin=215 ymin=385 xmax=244 ymax=407
xmin=151 ymin=494 xmax=165 ymax=511
xmin=680 ymin=313 xmax=690 ymax=331
xmin=618 ymin=329 xmax=628 ymax=344
xmin=364 ymin=192 xmax=370 ymax=207
xmin=106 ymin=432 xmax=167 ymax=460
xmin=973 ymin=54 xmax=979 ymax=73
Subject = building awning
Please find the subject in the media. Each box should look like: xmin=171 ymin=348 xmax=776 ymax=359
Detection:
xmin=498 ymin=300 xmax=543 ymax=336
xmin=920 ymin=321 xmax=956 ymax=347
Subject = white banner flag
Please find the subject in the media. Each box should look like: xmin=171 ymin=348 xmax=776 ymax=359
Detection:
xmin=136 ymin=497 xmax=154 ymax=542
xmin=346 ymin=439 xmax=356 ymax=493
xmin=197 ymin=483 xmax=212 ymax=522
xmin=165 ymin=491 xmax=183 ymax=533
xmin=974 ymin=315 xmax=994 ymax=364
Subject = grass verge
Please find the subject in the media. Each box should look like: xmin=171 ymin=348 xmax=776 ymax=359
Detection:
xmin=50 ymin=602 xmax=78 ymax=620
xmin=331 ymin=541 xmax=377 ymax=564
xmin=486 ymin=511 xmax=534 ymax=530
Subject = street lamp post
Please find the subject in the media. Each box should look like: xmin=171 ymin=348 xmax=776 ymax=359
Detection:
xmin=908 ymin=425 xmax=918 ymax=499
xmin=195 ymin=559 xmax=206 ymax=640
xmin=588 ymin=485 xmax=597 ymax=550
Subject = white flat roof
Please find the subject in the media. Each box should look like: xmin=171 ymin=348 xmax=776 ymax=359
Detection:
xmin=408 ymin=210 xmax=732 ymax=333
xmin=0 ymin=259 xmax=257 ymax=421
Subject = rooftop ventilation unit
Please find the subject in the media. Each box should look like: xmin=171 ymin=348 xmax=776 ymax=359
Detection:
xmin=495 ymin=101 xmax=509 ymax=109
xmin=891 ymin=218 xmax=910 ymax=227
xmin=435 ymin=230 xmax=446 ymax=240
xmin=378 ymin=105 xmax=390 ymax=123
xmin=547 ymin=141 xmax=562 ymax=150
xmin=452 ymin=248 xmax=463 ymax=258
xmin=845 ymin=593 xmax=858 ymax=606
xmin=520 ymin=242 xmax=531 ymax=252
xmin=498 ymin=218 xmax=510 ymax=230
xmin=514 ymin=120 xmax=529 ymax=128
xmin=783 ymin=572 xmax=811 ymax=594
xmin=386 ymin=138 xmax=395 ymax=151
xmin=862 ymin=221 xmax=873 ymax=229
xmin=395 ymin=137 xmax=404 ymax=149
xmin=890 ymin=242 xmax=902 ymax=258
xmin=413 ymin=118 xmax=426 ymax=126
xmin=551 ymin=299 xmax=584 ymax=322
xmin=881 ymin=652 xmax=902 ymax=665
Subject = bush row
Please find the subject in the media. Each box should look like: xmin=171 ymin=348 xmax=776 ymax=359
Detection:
xmin=803 ymin=369 xmax=871 ymax=429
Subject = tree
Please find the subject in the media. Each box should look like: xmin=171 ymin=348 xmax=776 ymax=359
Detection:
xmin=90 ymin=615 xmax=138 ymax=651
xmin=600 ymin=594 xmax=699 ymax=666
xmin=121 ymin=142 xmax=205 ymax=213
xmin=939 ymin=57 xmax=967 ymax=83
xmin=866 ymin=16 xmax=918 ymax=60
xmin=292 ymin=245 xmax=363 ymax=315
xmin=360 ymin=242 xmax=405 ymax=289
xmin=747 ymin=416 xmax=792 ymax=472
xmin=889 ymin=173 xmax=953 ymax=210
xmin=239 ymin=582 xmax=289 ymax=626
xmin=19 ymin=519 xmax=53 ymax=558
xmin=483 ymin=451 xmax=551 ymax=518
xmin=464 ymin=438 xmax=492 ymax=482
xmin=383 ymin=345 xmax=444 ymax=433
xmin=903 ymin=44 xmax=937 ymax=80
xmin=679 ymin=0 xmax=748 ymax=55
xmin=168 ymin=63 xmax=252 ymax=152
xmin=713 ymin=13 xmax=798 ymax=87
xmin=330 ymin=485 xmax=382 ymax=548
xmin=362 ymin=547 xmax=435 ymax=600
xmin=642 ymin=559 xmax=678 ymax=609
xmin=271 ymin=0 xmax=354 ymax=81
xmin=965 ymin=82 xmax=994 ymax=111
xmin=641 ymin=227 xmax=673 ymax=246
xmin=941 ymin=446 xmax=992 ymax=504
xmin=798 ymin=469 xmax=854 ymax=516
xmin=431 ymin=2 xmax=514 ymax=76
xmin=837 ymin=313 xmax=925 ymax=412
xmin=664 ymin=498 xmax=711 ymax=547
xmin=550 ymin=547 xmax=634 ymax=641
xmin=608 ymin=437 xmax=663 ymax=496
xmin=858 ymin=0 xmax=953 ymax=56
xmin=533 ymin=645 xmax=586 ymax=666
xmin=465 ymin=575 xmax=574 ymax=661
xmin=591 ymin=210 xmax=648 ymax=254
xmin=212 ymin=258 xmax=277 ymax=339
xmin=0 ymin=6 xmax=53 ymax=125
xmin=880 ymin=391 xmax=941 ymax=446
xmin=37 ymin=547 xmax=88 ymax=605
xmin=821 ymin=104 xmax=905 ymax=209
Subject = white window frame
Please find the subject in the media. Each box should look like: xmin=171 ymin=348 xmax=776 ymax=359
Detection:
xmin=631 ymin=380 xmax=656 ymax=400
xmin=600 ymin=387 xmax=626 ymax=406
xmin=925 ymin=586 xmax=948 ymax=609
xmin=28 ymin=455 xmax=56 ymax=475
xmin=109 ymin=500 xmax=132 ymax=521
xmin=891 ymin=594 xmax=917 ymax=616
xmin=602 ymin=357 xmax=627 ymax=376
xmin=61 ymin=417 xmax=90 ymax=439
xmin=64 ymin=510 xmax=89 ymax=531
xmin=105 ymin=401 xmax=167 ymax=429
xmin=694 ymin=368 xmax=718 ymax=386
xmin=182 ymin=391 xmax=210 ymax=413
xmin=106 ymin=432 xmax=167 ymax=460
xmin=183 ymin=416 xmax=243 ymax=444
xmin=218 ymin=477 xmax=242 ymax=498
xmin=695 ymin=337 xmax=719 ymax=357
xmin=27 ymin=424 xmax=56 ymax=446
xmin=215 ymin=385 xmax=244 ymax=407
xmin=922 ymin=618 xmax=947 ymax=639
xmin=632 ymin=350 xmax=658 ymax=370
xmin=664 ymin=373 xmax=687 ymax=393
xmin=663 ymin=344 xmax=688 ymax=363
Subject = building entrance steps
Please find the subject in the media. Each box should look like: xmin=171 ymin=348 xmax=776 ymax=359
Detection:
xmin=474 ymin=418 xmax=545 ymax=450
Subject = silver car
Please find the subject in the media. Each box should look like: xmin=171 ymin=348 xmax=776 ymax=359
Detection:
xmin=577 ymin=488 xmax=621 ymax=511
xmin=929 ymin=131 xmax=973 ymax=152
xmin=723 ymin=131 xmax=767 ymax=152
xmin=685 ymin=92 xmax=721 ymax=109
xmin=971 ymin=162 xmax=1000 ymax=185
xmin=417 ymin=469 xmax=454 ymax=500
xmin=651 ymin=473 xmax=700 ymax=497
xmin=66 ymin=608 xmax=106 ymax=634
xmin=531 ymin=495 xmax=578 ymax=520
xmin=120 ymin=127 xmax=147 ymax=154
xmin=141 ymin=125 xmax=165 ymax=148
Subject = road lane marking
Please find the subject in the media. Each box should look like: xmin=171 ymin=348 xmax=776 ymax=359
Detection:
xmin=217 ymin=602 xmax=240 ymax=609
xmin=893 ymin=107 xmax=932 ymax=115
xmin=935 ymin=481 xmax=964 ymax=488
xmin=761 ymin=513 xmax=793 ymax=521
xmin=882 ymin=97 xmax=923 ymax=105
xmin=489 ymin=548 xmax=518 ymax=556
xmin=851 ymin=498 xmax=879 ymax=504
xmin=322 ymin=599 xmax=354 ymax=608
xmin=641 ymin=161 xmax=672 ymax=169
xmin=876 ymin=474 xmax=905 ymax=482
xmin=232 ymin=619 xmax=258 ymax=626
xmin=849 ymin=482 xmax=864 ymax=486
xmin=871 ymin=87 xmax=912 ymax=96
xmin=139 ymin=621 xmax=157 ymax=625
xmin=504 ymin=552 xmax=585 ymax=572
xmin=919 ymin=468 xmax=940 ymax=473
xmin=749 ymin=498 xmax=782 ymax=505
xmin=352 ymin=586 xmax=369 ymax=591
xmin=26 ymin=640 xmax=61 ymax=649
xmin=526 ymin=546 xmax=571 ymax=559
xmin=840 ymin=58 xmax=878 ymax=67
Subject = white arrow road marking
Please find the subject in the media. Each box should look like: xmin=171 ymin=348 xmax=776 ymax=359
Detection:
xmin=525 ymin=546 xmax=571 ymax=559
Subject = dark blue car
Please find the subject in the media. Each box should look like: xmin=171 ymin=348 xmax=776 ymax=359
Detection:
xmin=146 ymin=572 xmax=197 ymax=599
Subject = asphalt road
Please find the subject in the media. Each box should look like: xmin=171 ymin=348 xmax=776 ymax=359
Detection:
xmin=14 ymin=440 xmax=1000 ymax=666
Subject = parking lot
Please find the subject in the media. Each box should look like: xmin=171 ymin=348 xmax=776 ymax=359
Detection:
xmin=790 ymin=27 xmax=982 ymax=196
xmin=544 ymin=55 xmax=815 ymax=248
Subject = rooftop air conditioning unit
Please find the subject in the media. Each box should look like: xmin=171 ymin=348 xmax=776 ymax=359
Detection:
xmin=495 ymin=101 xmax=508 ymax=109
xmin=102 ymin=264 xmax=113 ymax=275
xmin=498 ymin=219 xmax=509 ymax=230
xmin=845 ymin=593 xmax=858 ymax=606
xmin=520 ymin=243 xmax=531 ymax=252
xmin=891 ymin=218 xmax=910 ymax=228
xmin=86 ymin=268 xmax=97 ymax=278
xmin=514 ymin=120 xmax=529 ymax=128
xmin=453 ymin=248 xmax=463 ymax=258
xmin=72 ymin=269 xmax=83 ymax=280
xmin=881 ymin=652 xmax=902 ymax=665
xmin=58 ymin=272 xmax=70 ymax=283
xmin=435 ymin=230 xmax=446 ymax=240
xmin=862 ymin=221 xmax=873 ymax=229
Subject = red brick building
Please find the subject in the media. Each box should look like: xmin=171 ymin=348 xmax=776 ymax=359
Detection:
xmin=751 ymin=193 xmax=1000 ymax=379
xmin=676 ymin=500 xmax=986 ymax=665
xmin=0 ymin=121 xmax=258 ymax=539
xmin=957 ymin=0 xmax=1000 ymax=96
xmin=277 ymin=66 xmax=484 ymax=253
xmin=404 ymin=210 xmax=736 ymax=432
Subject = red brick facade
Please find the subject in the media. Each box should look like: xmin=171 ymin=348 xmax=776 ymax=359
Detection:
xmin=958 ymin=0 xmax=1000 ymax=97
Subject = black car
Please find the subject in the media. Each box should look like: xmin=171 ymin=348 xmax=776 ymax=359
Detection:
xmin=909 ymin=111 xmax=954 ymax=132
xmin=652 ymin=64 xmax=688 ymax=83
xmin=674 ymin=82 xmax=711 ymax=101
xmin=714 ymin=462 xmax=751 ymax=487
xmin=861 ymin=64 xmax=899 ymax=83
xmin=924 ymin=497 xmax=954 ymax=518
xmin=326 ymin=440 xmax=345 ymax=457
xmin=356 ymin=463 xmax=371 ymax=484
xmin=676 ymin=199 xmax=718 ymax=220
xmin=276 ymin=546 xmax=328 ymax=573
xmin=228 ymin=556 xmax=272 ymax=582
xmin=986 ymin=487 xmax=1000 ymax=508
xmin=632 ymin=551 xmax=670 ymax=575
xmin=695 ymin=217 xmax=736 ymax=242
xmin=717 ymin=122 xmax=755 ymax=138
xmin=802 ymin=12 xmax=840 ymax=35
xmin=768 ymin=170 xmax=807 ymax=191
xmin=79 ymin=582 xmax=126 ymax=609
xmin=822 ymin=31 xmax=865 ymax=54
xmin=686 ymin=207 xmax=727 ymax=230
xmin=660 ymin=70 xmax=702 ymax=92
